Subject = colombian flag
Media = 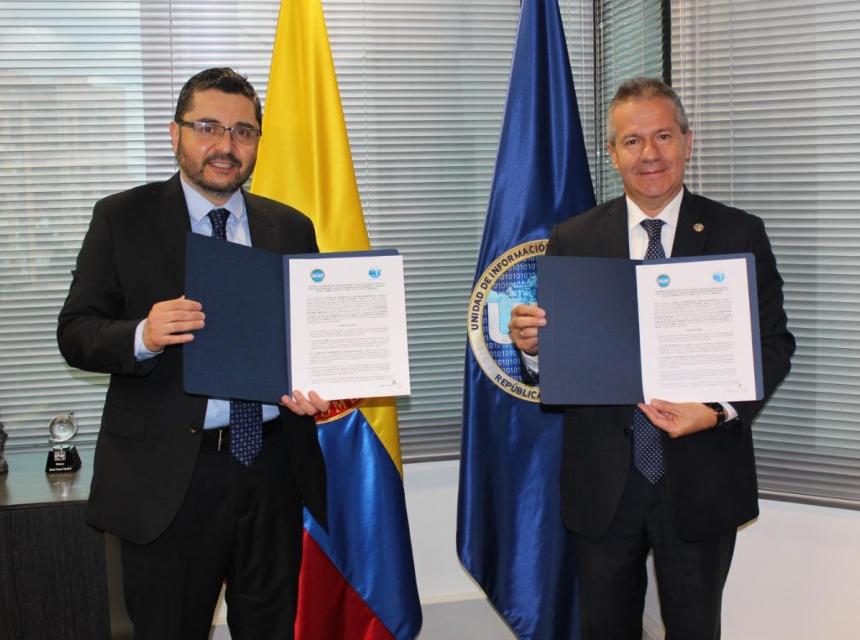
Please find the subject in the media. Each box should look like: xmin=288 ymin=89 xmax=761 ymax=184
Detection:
xmin=252 ymin=1 xmax=422 ymax=638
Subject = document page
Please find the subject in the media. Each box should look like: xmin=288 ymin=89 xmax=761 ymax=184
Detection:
xmin=288 ymin=254 xmax=410 ymax=400
xmin=636 ymin=257 xmax=758 ymax=402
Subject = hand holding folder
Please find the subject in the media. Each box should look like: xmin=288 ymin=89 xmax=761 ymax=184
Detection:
xmin=533 ymin=253 xmax=763 ymax=405
xmin=182 ymin=233 xmax=410 ymax=404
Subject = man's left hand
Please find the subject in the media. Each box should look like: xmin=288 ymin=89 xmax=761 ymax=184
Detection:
xmin=638 ymin=399 xmax=718 ymax=438
xmin=280 ymin=390 xmax=330 ymax=416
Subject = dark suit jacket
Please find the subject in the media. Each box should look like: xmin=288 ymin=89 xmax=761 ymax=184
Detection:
xmin=549 ymin=189 xmax=794 ymax=542
xmin=57 ymin=173 xmax=327 ymax=545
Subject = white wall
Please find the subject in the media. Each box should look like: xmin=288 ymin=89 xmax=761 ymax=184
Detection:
xmin=405 ymin=461 xmax=860 ymax=640
xmin=645 ymin=498 xmax=860 ymax=639
xmin=403 ymin=460 xmax=484 ymax=603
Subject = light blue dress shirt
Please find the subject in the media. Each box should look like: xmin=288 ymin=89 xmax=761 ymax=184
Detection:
xmin=134 ymin=176 xmax=280 ymax=427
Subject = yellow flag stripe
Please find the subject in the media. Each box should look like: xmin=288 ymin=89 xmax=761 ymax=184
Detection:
xmin=252 ymin=0 xmax=401 ymax=472
xmin=360 ymin=400 xmax=403 ymax=475
xmin=253 ymin=0 xmax=368 ymax=252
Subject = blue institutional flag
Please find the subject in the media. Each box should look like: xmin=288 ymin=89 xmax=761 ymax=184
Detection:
xmin=457 ymin=0 xmax=595 ymax=638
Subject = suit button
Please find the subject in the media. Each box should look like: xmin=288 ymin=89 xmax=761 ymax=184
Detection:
xmin=622 ymin=426 xmax=632 ymax=436
xmin=189 ymin=423 xmax=201 ymax=434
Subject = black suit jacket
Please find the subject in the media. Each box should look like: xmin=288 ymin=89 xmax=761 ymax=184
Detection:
xmin=549 ymin=189 xmax=794 ymax=542
xmin=57 ymin=174 xmax=327 ymax=544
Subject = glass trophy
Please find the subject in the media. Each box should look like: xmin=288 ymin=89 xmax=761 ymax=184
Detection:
xmin=45 ymin=412 xmax=82 ymax=473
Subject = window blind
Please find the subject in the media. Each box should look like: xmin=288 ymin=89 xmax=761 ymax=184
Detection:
xmin=0 ymin=1 xmax=284 ymax=451
xmin=672 ymin=0 xmax=860 ymax=506
xmin=0 ymin=0 xmax=597 ymax=461
xmin=324 ymin=0 xmax=522 ymax=460
xmin=594 ymin=0 xmax=665 ymax=201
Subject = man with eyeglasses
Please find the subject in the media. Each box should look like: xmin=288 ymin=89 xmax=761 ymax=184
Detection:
xmin=58 ymin=68 xmax=328 ymax=639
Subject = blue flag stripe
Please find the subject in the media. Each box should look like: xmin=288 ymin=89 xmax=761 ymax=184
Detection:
xmin=305 ymin=410 xmax=422 ymax=640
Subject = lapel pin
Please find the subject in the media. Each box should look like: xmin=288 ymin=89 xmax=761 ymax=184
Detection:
xmin=693 ymin=223 xmax=704 ymax=233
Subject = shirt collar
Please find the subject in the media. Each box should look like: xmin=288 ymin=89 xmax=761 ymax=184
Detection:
xmin=179 ymin=175 xmax=247 ymax=224
xmin=626 ymin=188 xmax=684 ymax=232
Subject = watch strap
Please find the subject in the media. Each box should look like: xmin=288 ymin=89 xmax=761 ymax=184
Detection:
xmin=704 ymin=402 xmax=727 ymax=428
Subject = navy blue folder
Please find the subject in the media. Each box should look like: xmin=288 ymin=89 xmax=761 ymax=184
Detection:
xmin=183 ymin=233 xmax=396 ymax=404
xmin=536 ymin=253 xmax=763 ymax=405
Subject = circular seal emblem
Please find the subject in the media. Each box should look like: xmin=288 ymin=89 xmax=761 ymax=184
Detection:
xmin=467 ymin=239 xmax=546 ymax=402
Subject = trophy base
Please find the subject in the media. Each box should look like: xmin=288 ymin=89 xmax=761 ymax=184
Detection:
xmin=45 ymin=446 xmax=82 ymax=473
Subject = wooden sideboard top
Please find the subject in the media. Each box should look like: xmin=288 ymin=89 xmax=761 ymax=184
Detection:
xmin=0 ymin=448 xmax=94 ymax=510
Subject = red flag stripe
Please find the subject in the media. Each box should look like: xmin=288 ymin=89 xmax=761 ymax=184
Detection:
xmin=296 ymin=531 xmax=396 ymax=640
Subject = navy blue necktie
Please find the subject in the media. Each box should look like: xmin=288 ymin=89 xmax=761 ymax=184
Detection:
xmin=208 ymin=208 xmax=263 ymax=467
xmin=633 ymin=218 xmax=666 ymax=483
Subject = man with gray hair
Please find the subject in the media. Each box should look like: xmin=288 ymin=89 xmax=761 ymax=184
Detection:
xmin=510 ymin=77 xmax=794 ymax=638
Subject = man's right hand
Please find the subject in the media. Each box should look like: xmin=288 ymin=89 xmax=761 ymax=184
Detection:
xmin=142 ymin=296 xmax=205 ymax=352
xmin=508 ymin=304 xmax=546 ymax=356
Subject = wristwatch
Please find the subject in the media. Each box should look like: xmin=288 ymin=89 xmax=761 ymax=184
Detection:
xmin=704 ymin=402 xmax=727 ymax=429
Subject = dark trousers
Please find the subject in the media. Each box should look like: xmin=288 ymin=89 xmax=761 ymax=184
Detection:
xmin=573 ymin=470 xmax=736 ymax=640
xmin=121 ymin=426 xmax=304 ymax=640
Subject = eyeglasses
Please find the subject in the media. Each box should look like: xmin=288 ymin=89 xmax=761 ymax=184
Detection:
xmin=175 ymin=119 xmax=262 ymax=147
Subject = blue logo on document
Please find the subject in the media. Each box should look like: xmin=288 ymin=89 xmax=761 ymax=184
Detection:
xmin=368 ymin=268 xmax=382 ymax=279
xmin=713 ymin=272 xmax=726 ymax=283
xmin=310 ymin=269 xmax=325 ymax=283
xmin=657 ymin=274 xmax=671 ymax=288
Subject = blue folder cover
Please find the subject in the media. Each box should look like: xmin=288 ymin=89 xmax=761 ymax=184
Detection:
xmin=537 ymin=253 xmax=763 ymax=405
xmin=183 ymin=233 xmax=397 ymax=404
xmin=184 ymin=234 xmax=288 ymax=404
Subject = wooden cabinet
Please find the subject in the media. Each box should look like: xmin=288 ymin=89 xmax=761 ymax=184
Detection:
xmin=0 ymin=451 xmax=111 ymax=640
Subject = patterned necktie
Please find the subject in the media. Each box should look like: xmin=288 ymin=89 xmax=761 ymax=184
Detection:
xmin=633 ymin=218 xmax=666 ymax=483
xmin=208 ymin=208 xmax=264 ymax=467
